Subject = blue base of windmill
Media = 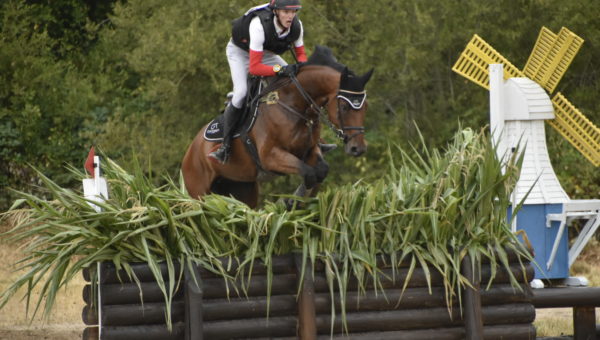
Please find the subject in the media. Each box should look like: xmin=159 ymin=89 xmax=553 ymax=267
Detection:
xmin=509 ymin=204 xmax=569 ymax=279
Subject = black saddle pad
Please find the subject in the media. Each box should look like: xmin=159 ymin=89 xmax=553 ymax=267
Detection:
xmin=203 ymin=110 xmax=257 ymax=142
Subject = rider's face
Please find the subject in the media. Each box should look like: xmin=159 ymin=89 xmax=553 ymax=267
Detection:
xmin=274 ymin=9 xmax=297 ymax=29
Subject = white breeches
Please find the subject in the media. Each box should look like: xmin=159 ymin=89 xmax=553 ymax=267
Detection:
xmin=226 ymin=40 xmax=287 ymax=108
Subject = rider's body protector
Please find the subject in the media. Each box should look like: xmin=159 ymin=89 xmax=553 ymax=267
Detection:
xmin=232 ymin=7 xmax=301 ymax=54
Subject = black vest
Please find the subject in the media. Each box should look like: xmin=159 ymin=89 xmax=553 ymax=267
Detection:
xmin=231 ymin=8 xmax=301 ymax=55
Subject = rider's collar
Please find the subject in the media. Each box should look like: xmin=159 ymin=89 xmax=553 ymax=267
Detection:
xmin=273 ymin=16 xmax=291 ymax=37
xmin=337 ymin=89 xmax=367 ymax=110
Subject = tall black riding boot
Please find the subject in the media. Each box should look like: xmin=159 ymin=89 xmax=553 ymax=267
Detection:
xmin=209 ymin=104 xmax=242 ymax=164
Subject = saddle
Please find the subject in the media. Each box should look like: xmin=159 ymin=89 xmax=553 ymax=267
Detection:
xmin=203 ymin=108 xmax=258 ymax=142
xmin=203 ymin=76 xmax=274 ymax=142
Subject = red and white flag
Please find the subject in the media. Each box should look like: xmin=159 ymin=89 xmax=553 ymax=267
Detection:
xmin=85 ymin=146 xmax=95 ymax=178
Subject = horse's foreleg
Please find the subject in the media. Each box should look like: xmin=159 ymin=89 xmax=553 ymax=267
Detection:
xmin=262 ymin=148 xmax=319 ymax=189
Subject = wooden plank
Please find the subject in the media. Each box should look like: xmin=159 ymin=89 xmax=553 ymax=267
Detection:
xmin=296 ymin=254 xmax=317 ymax=340
xmin=573 ymin=306 xmax=596 ymax=340
xmin=185 ymin=264 xmax=203 ymax=340
xmin=462 ymin=255 xmax=484 ymax=340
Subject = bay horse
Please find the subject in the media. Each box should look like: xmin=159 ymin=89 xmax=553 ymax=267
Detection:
xmin=181 ymin=46 xmax=373 ymax=208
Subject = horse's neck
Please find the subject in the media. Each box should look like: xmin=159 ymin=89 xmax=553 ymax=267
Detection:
xmin=296 ymin=66 xmax=339 ymax=101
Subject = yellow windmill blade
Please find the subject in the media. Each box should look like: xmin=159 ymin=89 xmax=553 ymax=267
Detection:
xmin=549 ymin=92 xmax=600 ymax=167
xmin=452 ymin=34 xmax=524 ymax=90
xmin=523 ymin=27 xmax=584 ymax=94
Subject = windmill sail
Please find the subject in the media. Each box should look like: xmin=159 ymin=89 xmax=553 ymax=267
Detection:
xmin=452 ymin=34 xmax=523 ymax=90
xmin=523 ymin=27 xmax=584 ymax=94
xmin=550 ymin=93 xmax=600 ymax=167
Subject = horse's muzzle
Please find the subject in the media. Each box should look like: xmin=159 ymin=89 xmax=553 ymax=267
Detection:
xmin=346 ymin=143 xmax=367 ymax=157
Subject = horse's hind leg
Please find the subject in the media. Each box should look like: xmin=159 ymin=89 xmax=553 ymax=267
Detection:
xmin=211 ymin=178 xmax=259 ymax=208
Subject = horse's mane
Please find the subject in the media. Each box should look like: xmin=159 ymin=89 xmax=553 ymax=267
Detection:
xmin=303 ymin=45 xmax=348 ymax=73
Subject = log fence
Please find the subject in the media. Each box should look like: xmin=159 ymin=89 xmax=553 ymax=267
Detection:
xmin=81 ymin=252 xmax=537 ymax=339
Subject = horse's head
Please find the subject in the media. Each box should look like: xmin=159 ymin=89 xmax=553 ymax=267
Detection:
xmin=328 ymin=67 xmax=374 ymax=157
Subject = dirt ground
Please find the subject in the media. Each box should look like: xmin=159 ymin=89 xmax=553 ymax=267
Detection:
xmin=0 ymin=325 xmax=82 ymax=340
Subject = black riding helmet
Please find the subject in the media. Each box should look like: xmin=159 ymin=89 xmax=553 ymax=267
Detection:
xmin=269 ymin=0 xmax=302 ymax=10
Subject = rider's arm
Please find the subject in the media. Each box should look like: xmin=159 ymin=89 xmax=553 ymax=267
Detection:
xmin=248 ymin=17 xmax=278 ymax=77
xmin=293 ymin=20 xmax=307 ymax=63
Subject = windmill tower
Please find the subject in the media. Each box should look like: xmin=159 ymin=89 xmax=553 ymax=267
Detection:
xmin=453 ymin=27 xmax=600 ymax=285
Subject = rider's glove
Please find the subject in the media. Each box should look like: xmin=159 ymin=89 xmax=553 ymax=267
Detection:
xmin=274 ymin=64 xmax=299 ymax=77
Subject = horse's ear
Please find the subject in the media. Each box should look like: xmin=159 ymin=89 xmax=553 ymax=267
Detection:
xmin=359 ymin=68 xmax=374 ymax=86
xmin=341 ymin=66 xmax=350 ymax=80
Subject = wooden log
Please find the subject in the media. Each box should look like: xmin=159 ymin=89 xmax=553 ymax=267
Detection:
xmin=573 ymin=306 xmax=596 ymax=340
xmin=82 ymin=326 xmax=99 ymax=340
xmin=310 ymin=247 xmax=532 ymax=272
xmin=97 ymin=301 xmax=185 ymax=326
xmin=462 ymin=254 xmax=483 ymax=340
xmin=198 ymin=284 xmax=530 ymax=322
xmin=100 ymin=322 xmax=185 ymax=340
xmin=480 ymin=284 xmax=532 ymax=305
xmin=202 ymin=274 xmax=297 ymax=299
xmin=313 ymin=323 xmax=535 ymax=340
xmin=97 ymin=261 xmax=182 ymax=284
xmin=203 ymin=295 xmax=297 ymax=321
xmin=82 ymin=305 xmax=98 ymax=325
xmin=532 ymin=287 xmax=600 ymax=308
xmin=83 ymin=282 xmax=184 ymax=305
xmin=82 ymin=250 xmax=532 ymax=284
xmin=311 ymin=263 xmax=533 ymax=293
xmin=311 ymin=303 xmax=534 ymax=333
xmin=82 ymin=256 xmax=298 ymax=284
xmin=202 ymin=316 xmax=298 ymax=339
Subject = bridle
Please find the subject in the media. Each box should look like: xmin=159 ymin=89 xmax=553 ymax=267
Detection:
xmin=281 ymin=73 xmax=366 ymax=144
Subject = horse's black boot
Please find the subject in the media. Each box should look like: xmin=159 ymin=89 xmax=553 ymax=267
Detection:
xmin=210 ymin=104 xmax=242 ymax=164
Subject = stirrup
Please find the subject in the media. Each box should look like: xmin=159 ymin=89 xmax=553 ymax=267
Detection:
xmin=319 ymin=143 xmax=337 ymax=154
xmin=209 ymin=144 xmax=230 ymax=164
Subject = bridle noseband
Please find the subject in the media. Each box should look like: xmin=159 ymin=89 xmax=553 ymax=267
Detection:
xmin=336 ymin=89 xmax=366 ymax=144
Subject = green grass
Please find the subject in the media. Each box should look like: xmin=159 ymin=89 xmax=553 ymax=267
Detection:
xmin=0 ymin=128 xmax=532 ymax=330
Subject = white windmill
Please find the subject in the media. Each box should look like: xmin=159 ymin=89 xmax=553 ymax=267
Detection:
xmin=453 ymin=27 xmax=600 ymax=287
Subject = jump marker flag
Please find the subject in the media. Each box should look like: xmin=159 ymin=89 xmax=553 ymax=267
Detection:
xmin=82 ymin=146 xmax=108 ymax=212
xmin=82 ymin=146 xmax=109 ymax=338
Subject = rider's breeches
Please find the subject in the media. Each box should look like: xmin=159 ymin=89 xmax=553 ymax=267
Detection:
xmin=226 ymin=40 xmax=287 ymax=109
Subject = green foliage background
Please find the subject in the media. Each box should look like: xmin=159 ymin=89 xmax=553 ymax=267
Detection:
xmin=1 ymin=0 xmax=599 ymax=208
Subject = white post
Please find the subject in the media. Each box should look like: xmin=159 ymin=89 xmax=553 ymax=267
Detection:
xmin=489 ymin=64 xmax=505 ymax=148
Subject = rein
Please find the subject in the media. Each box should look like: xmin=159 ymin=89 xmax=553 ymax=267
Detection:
xmin=285 ymin=73 xmax=365 ymax=144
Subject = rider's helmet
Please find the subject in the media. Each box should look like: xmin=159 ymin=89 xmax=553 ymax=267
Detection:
xmin=269 ymin=0 xmax=302 ymax=10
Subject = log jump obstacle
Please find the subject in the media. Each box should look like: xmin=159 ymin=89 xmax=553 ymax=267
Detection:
xmin=81 ymin=252 xmax=537 ymax=340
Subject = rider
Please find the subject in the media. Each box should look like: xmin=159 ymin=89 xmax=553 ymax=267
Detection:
xmin=209 ymin=0 xmax=307 ymax=164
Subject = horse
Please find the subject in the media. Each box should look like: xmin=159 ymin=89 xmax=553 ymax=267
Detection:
xmin=181 ymin=46 xmax=373 ymax=208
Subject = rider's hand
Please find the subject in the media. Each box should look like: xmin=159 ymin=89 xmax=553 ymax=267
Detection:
xmin=274 ymin=64 xmax=299 ymax=77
